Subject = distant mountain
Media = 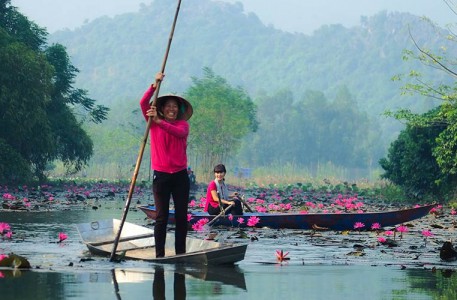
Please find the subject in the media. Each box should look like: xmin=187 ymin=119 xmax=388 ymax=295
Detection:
xmin=48 ymin=0 xmax=455 ymax=174
xmin=50 ymin=0 xmax=451 ymax=112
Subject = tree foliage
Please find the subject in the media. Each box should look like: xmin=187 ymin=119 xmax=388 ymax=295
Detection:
xmin=184 ymin=67 xmax=257 ymax=179
xmin=382 ymin=12 xmax=457 ymax=199
xmin=380 ymin=109 xmax=457 ymax=200
xmin=239 ymin=86 xmax=381 ymax=174
xmin=0 ymin=0 xmax=108 ymax=183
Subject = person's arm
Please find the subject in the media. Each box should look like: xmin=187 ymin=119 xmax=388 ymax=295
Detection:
xmin=211 ymin=190 xmax=234 ymax=205
xmin=157 ymin=120 xmax=189 ymax=138
xmin=140 ymin=72 xmax=164 ymax=121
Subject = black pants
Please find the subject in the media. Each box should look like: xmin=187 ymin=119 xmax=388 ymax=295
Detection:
xmin=207 ymin=198 xmax=243 ymax=215
xmin=153 ymin=169 xmax=190 ymax=258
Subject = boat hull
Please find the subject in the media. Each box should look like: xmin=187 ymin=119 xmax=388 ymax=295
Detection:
xmin=138 ymin=204 xmax=436 ymax=230
xmin=76 ymin=219 xmax=247 ymax=265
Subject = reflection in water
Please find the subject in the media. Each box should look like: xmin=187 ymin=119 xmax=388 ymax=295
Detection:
xmin=153 ymin=265 xmax=186 ymax=300
xmin=4 ymin=265 xmax=457 ymax=299
xmin=111 ymin=269 xmax=122 ymax=300
xmin=182 ymin=265 xmax=247 ymax=291
xmin=104 ymin=264 xmax=245 ymax=300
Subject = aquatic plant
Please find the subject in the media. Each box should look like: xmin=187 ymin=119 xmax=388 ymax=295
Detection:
xmin=353 ymin=222 xmax=365 ymax=230
xmin=58 ymin=232 xmax=68 ymax=243
xmin=421 ymin=230 xmax=433 ymax=247
xmin=276 ymin=250 xmax=290 ymax=263
xmin=396 ymin=225 xmax=409 ymax=240
xmin=371 ymin=223 xmax=381 ymax=230
xmin=247 ymin=216 xmax=260 ymax=227
xmin=0 ymin=222 xmax=11 ymax=234
xmin=191 ymin=218 xmax=209 ymax=231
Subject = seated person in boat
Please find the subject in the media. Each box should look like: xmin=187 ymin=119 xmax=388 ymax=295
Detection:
xmin=205 ymin=164 xmax=243 ymax=215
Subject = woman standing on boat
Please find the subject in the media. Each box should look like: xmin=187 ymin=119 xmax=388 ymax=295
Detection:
xmin=205 ymin=164 xmax=243 ymax=215
xmin=140 ymin=72 xmax=193 ymax=258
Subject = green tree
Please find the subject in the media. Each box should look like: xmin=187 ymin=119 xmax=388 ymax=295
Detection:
xmin=384 ymin=13 xmax=457 ymax=197
xmin=241 ymin=86 xmax=381 ymax=175
xmin=185 ymin=67 xmax=258 ymax=180
xmin=380 ymin=109 xmax=456 ymax=200
xmin=0 ymin=1 xmax=108 ymax=182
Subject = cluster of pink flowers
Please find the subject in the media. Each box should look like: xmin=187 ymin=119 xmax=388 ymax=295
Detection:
xmin=334 ymin=195 xmax=364 ymax=211
xmin=191 ymin=218 xmax=209 ymax=231
xmin=0 ymin=222 xmax=12 ymax=239
xmin=265 ymin=203 xmax=291 ymax=212
xmin=2 ymin=193 xmax=15 ymax=200
xmin=376 ymin=225 xmax=434 ymax=246
xmin=247 ymin=216 xmax=260 ymax=227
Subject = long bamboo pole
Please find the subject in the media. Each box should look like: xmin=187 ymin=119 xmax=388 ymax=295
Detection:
xmin=109 ymin=0 xmax=183 ymax=261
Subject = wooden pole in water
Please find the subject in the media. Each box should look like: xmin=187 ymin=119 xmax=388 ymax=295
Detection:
xmin=109 ymin=0 xmax=183 ymax=262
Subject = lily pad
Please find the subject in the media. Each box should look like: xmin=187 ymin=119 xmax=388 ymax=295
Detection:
xmin=0 ymin=253 xmax=31 ymax=269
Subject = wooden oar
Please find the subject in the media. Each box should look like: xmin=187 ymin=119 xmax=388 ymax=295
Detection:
xmin=206 ymin=203 xmax=234 ymax=228
xmin=238 ymin=195 xmax=253 ymax=213
xmin=109 ymin=0 xmax=183 ymax=262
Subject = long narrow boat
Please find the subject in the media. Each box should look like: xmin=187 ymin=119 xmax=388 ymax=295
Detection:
xmin=138 ymin=204 xmax=436 ymax=230
xmin=76 ymin=219 xmax=247 ymax=265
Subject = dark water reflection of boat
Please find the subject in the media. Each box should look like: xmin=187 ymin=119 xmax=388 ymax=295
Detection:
xmin=0 ymin=264 xmax=247 ymax=300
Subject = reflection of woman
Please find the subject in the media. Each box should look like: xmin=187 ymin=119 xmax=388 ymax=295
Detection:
xmin=153 ymin=265 xmax=186 ymax=300
xmin=205 ymin=164 xmax=243 ymax=215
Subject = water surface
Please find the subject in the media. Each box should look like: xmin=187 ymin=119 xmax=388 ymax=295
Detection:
xmin=1 ymin=202 xmax=456 ymax=299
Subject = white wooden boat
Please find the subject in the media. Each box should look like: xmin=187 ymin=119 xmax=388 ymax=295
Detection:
xmin=76 ymin=219 xmax=247 ymax=265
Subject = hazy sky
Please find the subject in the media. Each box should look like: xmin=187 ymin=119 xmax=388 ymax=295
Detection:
xmin=10 ymin=0 xmax=456 ymax=34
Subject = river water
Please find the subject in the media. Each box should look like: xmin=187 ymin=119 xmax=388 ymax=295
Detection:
xmin=1 ymin=200 xmax=457 ymax=299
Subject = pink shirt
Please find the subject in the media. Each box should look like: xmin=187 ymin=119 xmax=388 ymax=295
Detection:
xmin=205 ymin=180 xmax=219 ymax=211
xmin=140 ymin=86 xmax=189 ymax=173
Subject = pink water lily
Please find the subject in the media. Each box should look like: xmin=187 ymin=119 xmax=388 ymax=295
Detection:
xmin=378 ymin=237 xmax=386 ymax=243
xmin=228 ymin=214 xmax=233 ymax=221
xmin=58 ymin=232 xmax=68 ymax=242
xmin=0 ymin=222 xmax=11 ymax=234
xmin=396 ymin=225 xmax=408 ymax=240
xmin=187 ymin=214 xmax=193 ymax=221
xmin=276 ymin=250 xmax=290 ymax=262
xmin=422 ymin=230 xmax=433 ymax=247
xmin=421 ymin=230 xmax=433 ymax=237
xmin=247 ymin=216 xmax=260 ymax=227
xmin=371 ymin=223 xmax=381 ymax=230
xmin=255 ymin=206 xmax=267 ymax=213
xmin=191 ymin=218 xmax=209 ymax=232
xmin=2 ymin=193 xmax=14 ymax=200
xmin=396 ymin=225 xmax=408 ymax=233
xmin=353 ymin=222 xmax=365 ymax=230
xmin=0 ymin=254 xmax=8 ymax=261
xmin=237 ymin=217 xmax=244 ymax=225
